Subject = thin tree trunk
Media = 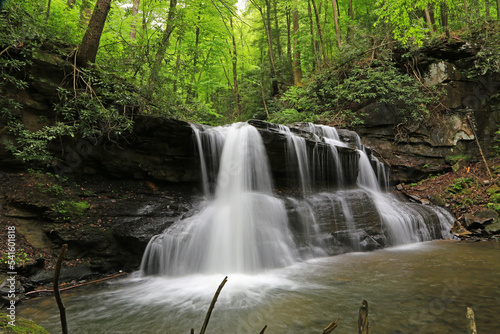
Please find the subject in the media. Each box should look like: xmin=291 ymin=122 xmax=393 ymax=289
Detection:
xmin=46 ymin=0 xmax=51 ymax=22
xmin=146 ymin=0 xmax=177 ymax=100
xmin=265 ymin=0 xmax=279 ymax=95
xmin=273 ymin=0 xmax=282 ymax=58
xmin=186 ymin=13 xmax=201 ymax=103
xmin=331 ymin=0 xmax=342 ymax=49
xmin=497 ymin=0 xmax=500 ymax=20
xmin=441 ymin=2 xmax=450 ymax=38
xmin=292 ymin=0 xmax=302 ymax=86
xmin=485 ymin=0 xmax=490 ymax=19
xmin=173 ymin=37 xmax=182 ymax=93
xmin=286 ymin=7 xmax=291 ymax=58
xmin=250 ymin=0 xmax=278 ymax=95
xmin=130 ymin=0 xmax=140 ymax=40
xmin=464 ymin=0 xmax=469 ymax=27
xmin=311 ymin=0 xmax=327 ymax=66
xmin=230 ymin=18 xmax=241 ymax=119
xmin=307 ymin=0 xmax=320 ymax=70
xmin=424 ymin=6 xmax=435 ymax=34
xmin=76 ymin=0 xmax=111 ymax=67
xmin=347 ymin=0 xmax=354 ymax=41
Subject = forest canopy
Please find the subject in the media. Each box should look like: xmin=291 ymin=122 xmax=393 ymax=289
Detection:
xmin=0 ymin=0 xmax=499 ymax=152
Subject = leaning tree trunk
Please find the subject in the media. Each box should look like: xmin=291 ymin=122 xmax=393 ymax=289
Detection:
xmin=331 ymin=0 xmax=341 ymax=50
xmin=76 ymin=0 xmax=111 ymax=67
xmin=292 ymin=0 xmax=303 ymax=86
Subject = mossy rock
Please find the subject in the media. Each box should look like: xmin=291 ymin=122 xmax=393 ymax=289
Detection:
xmin=487 ymin=185 xmax=500 ymax=195
xmin=0 ymin=313 xmax=49 ymax=333
xmin=430 ymin=194 xmax=446 ymax=206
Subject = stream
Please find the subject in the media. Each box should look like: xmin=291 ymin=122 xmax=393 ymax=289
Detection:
xmin=19 ymin=240 xmax=500 ymax=333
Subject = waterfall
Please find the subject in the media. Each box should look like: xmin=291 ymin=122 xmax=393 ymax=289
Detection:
xmin=140 ymin=121 xmax=453 ymax=277
xmin=141 ymin=123 xmax=297 ymax=276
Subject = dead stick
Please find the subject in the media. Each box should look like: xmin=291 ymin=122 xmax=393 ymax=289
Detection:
xmin=321 ymin=319 xmax=339 ymax=334
xmin=358 ymin=300 xmax=369 ymax=334
xmin=467 ymin=115 xmax=493 ymax=180
xmin=199 ymin=276 xmax=228 ymax=334
xmin=54 ymin=244 xmax=69 ymax=334
xmin=259 ymin=325 xmax=268 ymax=334
xmin=466 ymin=307 xmax=477 ymax=334
xmin=26 ymin=272 xmax=128 ymax=296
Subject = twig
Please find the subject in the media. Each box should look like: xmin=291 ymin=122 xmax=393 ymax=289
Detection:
xmin=199 ymin=276 xmax=228 ymax=334
xmin=54 ymin=244 xmax=69 ymax=334
xmin=466 ymin=307 xmax=477 ymax=334
xmin=321 ymin=319 xmax=339 ymax=334
xmin=259 ymin=325 xmax=268 ymax=334
xmin=0 ymin=46 xmax=12 ymax=57
xmin=26 ymin=272 xmax=128 ymax=296
xmin=467 ymin=115 xmax=493 ymax=180
xmin=358 ymin=300 xmax=369 ymax=334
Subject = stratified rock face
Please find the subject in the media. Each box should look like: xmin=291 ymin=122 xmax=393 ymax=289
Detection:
xmin=353 ymin=41 xmax=500 ymax=183
xmin=83 ymin=116 xmax=199 ymax=182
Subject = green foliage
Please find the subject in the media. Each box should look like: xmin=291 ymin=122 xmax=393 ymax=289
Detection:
xmin=487 ymin=202 xmax=500 ymax=214
xmin=0 ymin=249 xmax=29 ymax=266
xmin=446 ymin=177 xmax=475 ymax=194
xmin=53 ymin=200 xmax=90 ymax=217
xmin=271 ymin=59 xmax=434 ymax=129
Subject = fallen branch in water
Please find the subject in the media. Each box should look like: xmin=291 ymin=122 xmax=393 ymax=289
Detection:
xmin=259 ymin=325 xmax=268 ymax=333
xmin=321 ymin=319 xmax=339 ymax=333
xmin=26 ymin=272 xmax=129 ymax=296
xmin=199 ymin=276 xmax=228 ymax=334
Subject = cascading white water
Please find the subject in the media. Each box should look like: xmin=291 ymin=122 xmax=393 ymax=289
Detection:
xmin=141 ymin=121 xmax=454 ymax=277
xmin=141 ymin=123 xmax=298 ymax=275
xmin=277 ymin=125 xmax=311 ymax=195
xmin=190 ymin=124 xmax=227 ymax=197
xmin=357 ymin=149 xmax=381 ymax=191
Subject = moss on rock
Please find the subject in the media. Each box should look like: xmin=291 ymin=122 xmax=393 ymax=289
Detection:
xmin=0 ymin=313 xmax=49 ymax=334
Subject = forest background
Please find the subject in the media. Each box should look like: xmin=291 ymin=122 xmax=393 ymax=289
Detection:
xmin=0 ymin=0 xmax=499 ymax=163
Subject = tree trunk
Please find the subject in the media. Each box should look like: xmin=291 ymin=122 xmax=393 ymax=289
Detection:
xmin=173 ymin=37 xmax=182 ymax=93
xmin=130 ymin=0 xmax=140 ymax=40
xmin=331 ymin=0 xmax=341 ymax=49
xmin=46 ymin=0 xmax=51 ymax=22
xmin=186 ymin=13 xmax=201 ymax=103
xmin=307 ymin=0 xmax=320 ymax=70
xmin=440 ymin=2 xmax=450 ymax=38
xmin=485 ymin=0 xmax=490 ymax=19
xmin=273 ymin=0 xmax=282 ymax=58
xmin=347 ymin=0 xmax=354 ymax=41
xmin=311 ymin=0 xmax=327 ymax=66
xmin=250 ymin=0 xmax=278 ymax=95
xmin=286 ymin=7 xmax=291 ymax=58
xmin=464 ymin=0 xmax=469 ymax=28
xmin=146 ymin=0 xmax=177 ymax=100
xmin=497 ymin=0 xmax=500 ymax=20
xmin=230 ymin=18 xmax=241 ymax=119
xmin=265 ymin=0 xmax=279 ymax=95
xmin=424 ymin=6 xmax=435 ymax=34
xmin=76 ymin=0 xmax=111 ymax=67
xmin=292 ymin=0 xmax=302 ymax=86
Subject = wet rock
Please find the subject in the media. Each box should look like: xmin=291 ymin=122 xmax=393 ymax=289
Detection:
xmin=485 ymin=222 xmax=500 ymax=234
xmin=0 ymin=274 xmax=25 ymax=305
xmin=26 ymin=264 xmax=94 ymax=286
